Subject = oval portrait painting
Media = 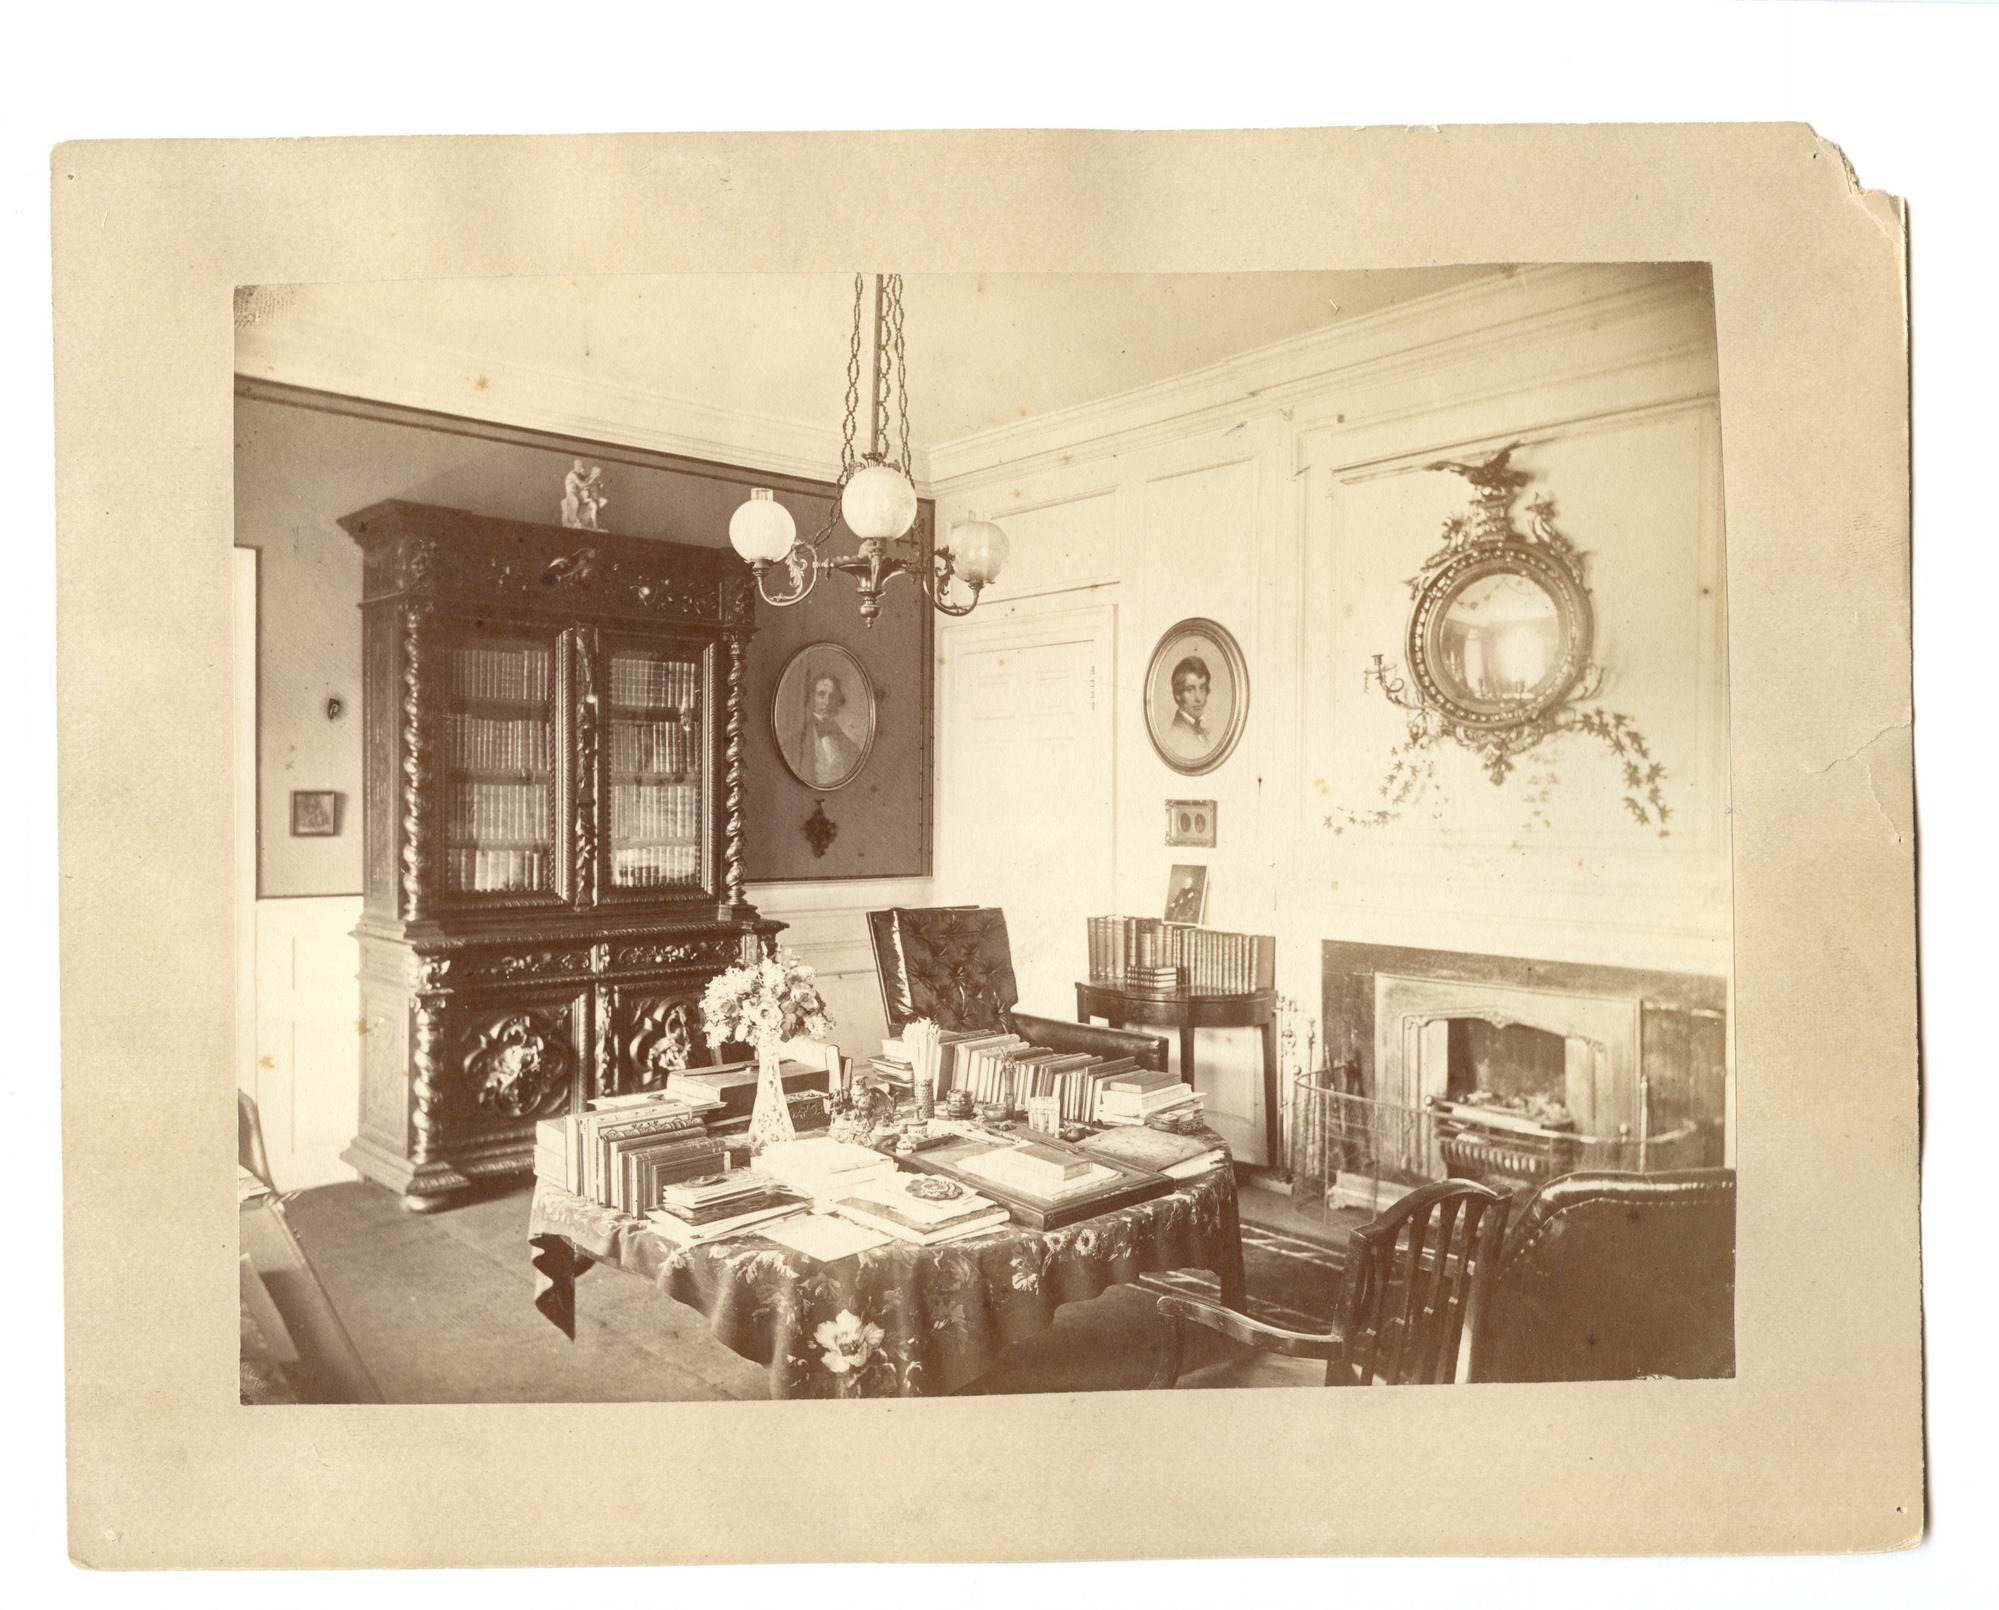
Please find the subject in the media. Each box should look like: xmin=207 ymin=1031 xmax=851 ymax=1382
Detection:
xmin=772 ymin=642 xmax=877 ymax=792
xmin=1144 ymin=618 xmax=1248 ymax=775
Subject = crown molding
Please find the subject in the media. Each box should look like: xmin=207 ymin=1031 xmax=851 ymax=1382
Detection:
xmin=234 ymin=311 xmax=883 ymax=486
xmin=925 ymin=263 xmax=1715 ymax=488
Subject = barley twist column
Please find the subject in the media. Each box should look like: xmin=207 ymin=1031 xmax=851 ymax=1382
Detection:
xmin=399 ymin=603 xmax=431 ymax=920
xmin=724 ymin=633 xmax=747 ymax=907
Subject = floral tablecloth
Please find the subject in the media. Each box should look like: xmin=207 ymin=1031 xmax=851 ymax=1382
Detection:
xmin=528 ymin=1161 xmax=1244 ymax=1399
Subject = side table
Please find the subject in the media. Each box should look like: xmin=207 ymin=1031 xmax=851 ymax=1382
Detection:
xmin=1076 ymin=981 xmax=1281 ymax=1169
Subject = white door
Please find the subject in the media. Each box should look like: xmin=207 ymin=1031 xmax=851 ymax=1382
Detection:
xmin=938 ymin=603 xmax=1115 ymax=1018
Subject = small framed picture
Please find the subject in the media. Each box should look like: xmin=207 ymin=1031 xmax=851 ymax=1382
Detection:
xmin=1165 ymin=799 xmax=1217 ymax=847
xmin=1144 ymin=617 xmax=1249 ymax=776
xmin=1165 ymin=864 xmax=1209 ymax=925
xmin=290 ymin=790 xmax=340 ymax=836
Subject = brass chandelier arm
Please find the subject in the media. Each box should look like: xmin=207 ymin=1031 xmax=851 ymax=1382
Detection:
xmin=921 ymin=542 xmax=985 ymax=617
xmin=752 ymin=545 xmax=821 ymax=607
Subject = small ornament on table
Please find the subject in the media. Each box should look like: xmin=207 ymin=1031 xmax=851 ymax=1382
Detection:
xmin=945 ymin=1089 xmax=975 ymax=1121
xmin=1025 ymin=1094 xmax=1061 ymax=1137
xmin=904 ymin=1017 xmax=941 ymax=1120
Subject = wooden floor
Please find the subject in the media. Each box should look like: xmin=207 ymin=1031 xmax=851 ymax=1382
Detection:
xmin=278 ymin=1173 xmax=1350 ymax=1403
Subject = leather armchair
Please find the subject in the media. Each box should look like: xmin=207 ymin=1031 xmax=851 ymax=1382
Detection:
xmin=867 ymin=906 xmax=1170 ymax=1072
xmin=1470 ymin=1167 xmax=1736 ymax=1382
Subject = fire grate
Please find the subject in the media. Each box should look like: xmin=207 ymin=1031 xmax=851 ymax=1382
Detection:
xmin=1287 ymin=1072 xmax=1705 ymax=1221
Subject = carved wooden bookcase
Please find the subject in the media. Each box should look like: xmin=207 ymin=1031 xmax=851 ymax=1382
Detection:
xmin=340 ymin=500 xmax=781 ymax=1210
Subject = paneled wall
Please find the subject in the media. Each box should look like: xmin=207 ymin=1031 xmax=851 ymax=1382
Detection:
xmin=930 ymin=264 xmax=1730 ymax=1163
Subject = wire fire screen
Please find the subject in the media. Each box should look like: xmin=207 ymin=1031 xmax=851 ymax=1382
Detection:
xmin=1288 ymin=1069 xmax=1706 ymax=1221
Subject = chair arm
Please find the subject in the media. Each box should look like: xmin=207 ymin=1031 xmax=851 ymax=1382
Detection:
xmin=1012 ymin=1012 xmax=1171 ymax=1073
xmin=1154 ymin=1293 xmax=1343 ymax=1360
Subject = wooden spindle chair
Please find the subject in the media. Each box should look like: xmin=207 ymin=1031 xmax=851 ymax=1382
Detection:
xmin=1151 ymin=1179 xmax=1509 ymax=1387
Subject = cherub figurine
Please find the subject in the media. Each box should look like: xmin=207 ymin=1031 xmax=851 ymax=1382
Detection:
xmin=561 ymin=460 xmax=608 ymax=531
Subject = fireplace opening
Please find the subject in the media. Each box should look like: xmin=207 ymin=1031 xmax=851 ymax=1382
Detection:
xmin=1445 ymin=1019 xmax=1572 ymax=1127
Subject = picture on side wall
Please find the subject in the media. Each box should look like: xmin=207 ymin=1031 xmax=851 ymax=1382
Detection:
xmin=1165 ymin=863 xmax=1209 ymax=925
xmin=1165 ymin=799 xmax=1218 ymax=847
xmin=289 ymin=790 xmax=339 ymax=836
xmin=1144 ymin=617 xmax=1248 ymax=775
xmin=771 ymin=642 xmax=878 ymax=792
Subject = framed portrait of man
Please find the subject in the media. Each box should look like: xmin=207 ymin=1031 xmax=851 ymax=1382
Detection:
xmin=1164 ymin=863 xmax=1209 ymax=925
xmin=1143 ymin=617 xmax=1248 ymax=775
xmin=771 ymin=642 xmax=877 ymax=792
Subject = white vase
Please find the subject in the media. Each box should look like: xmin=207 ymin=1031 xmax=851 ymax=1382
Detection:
xmin=746 ymin=1039 xmax=796 ymax=1155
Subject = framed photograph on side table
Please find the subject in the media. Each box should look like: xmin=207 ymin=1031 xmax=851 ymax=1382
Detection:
xmin=1165 ymin=864 xmax=1209 ymax=925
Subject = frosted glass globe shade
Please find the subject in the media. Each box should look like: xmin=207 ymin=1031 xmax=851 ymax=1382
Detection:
xmin=950 ymin=519 xmax=1010 ymax=585
xmin=841 ymin=463 xmax=919 ymax=541
xmin=728 ymin=488 xmax=796 ymax=563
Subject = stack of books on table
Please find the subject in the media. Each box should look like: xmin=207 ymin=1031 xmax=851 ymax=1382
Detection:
xmin=534 ymin=1093 xmax=723 ymax=1214
xmin=954 ymin=1140 xmax=1122 ymax=1202
xmin=644 ymin=1172 xmax=809 ymax=1246
xmin=945 ymin=1035 xmax=1151 ymax=1126
xmin=869 ymin=1030 xmax=983 ymax=1090
xmin=1123 ymin=964 xmax=1183 ymax=994
xmin=1077 ymin=1124 xmax=1228 ymax=1180
xmin=1095 ymin=1067 xmax=1201 ymax=1127
xmin=667 ymin=1059 xmax=832 ymax=1136
xmin=756 ymin=1136 xmax=900 ymax=1208
xmin=829 ymin=1173 xmax=1012 ymax=1246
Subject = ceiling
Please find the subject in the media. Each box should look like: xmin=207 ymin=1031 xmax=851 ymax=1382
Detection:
xmin=256 ymin=267 xmax=1500 ymax=450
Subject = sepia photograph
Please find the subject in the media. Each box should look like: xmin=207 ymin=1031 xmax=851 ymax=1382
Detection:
xmin=225 ymin=261 xmax=1739 ymax=1404
xmin=49 ymin=117 xmax=1933 ymax=1570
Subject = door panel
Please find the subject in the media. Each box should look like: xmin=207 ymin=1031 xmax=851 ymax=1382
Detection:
xmin=940 ymin=605 xmax=1115 ymax=1018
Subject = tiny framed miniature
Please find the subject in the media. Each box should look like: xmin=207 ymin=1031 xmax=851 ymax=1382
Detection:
xmin=290 ymin=790 xmax=339 ymax=836
xmin=1165 ymin=799 xmax=1217 ymax=847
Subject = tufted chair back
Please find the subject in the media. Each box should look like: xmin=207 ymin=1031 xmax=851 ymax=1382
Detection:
xmin=1469 ymin=1167 xmax=1736 ymax=1382
xmin=867 ymin=906 xmax=1021 ymax=1036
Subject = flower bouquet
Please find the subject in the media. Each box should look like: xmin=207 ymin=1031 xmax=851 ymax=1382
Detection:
xmin=700 ymin=948 xmax=833 ymax=1153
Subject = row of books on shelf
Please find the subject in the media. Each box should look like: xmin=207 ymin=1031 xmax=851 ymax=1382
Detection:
xmin=885 ymin=1029 xmax=1200 ymax=1127
xmin=613 ymin=846 xmax=704 ymax=887
xmin=449 ymin=781 xmax=548 ymax=842
xmin=610 ymin=657 xmax=699 ymax=712
xmin=442 ymin=713 xmax=551 ymax=774
xmin=447 ymin=847 xmax=549 ymax=893
xmin=609 ymin=718 xmax=697 ymax=778
xmin=444 ymin=644 xmax=550 ymax=704
xmin=609 ymin=782 xmax=701 ymax=840
xmin=1085 ymin=915 xmax=1276 ymax=993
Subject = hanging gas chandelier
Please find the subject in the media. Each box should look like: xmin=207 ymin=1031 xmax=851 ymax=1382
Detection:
xmin=728 ymin=273 xmax=1009 ymax=626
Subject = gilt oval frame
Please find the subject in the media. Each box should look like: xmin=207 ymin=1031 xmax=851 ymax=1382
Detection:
xmin=1406 ymin=544 xmax=1595 ymax=730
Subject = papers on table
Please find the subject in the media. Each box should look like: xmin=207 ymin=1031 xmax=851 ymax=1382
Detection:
xmin=756 ymin=1213 xmax=896 ymax=1262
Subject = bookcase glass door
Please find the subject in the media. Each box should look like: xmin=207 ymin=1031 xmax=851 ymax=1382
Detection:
xmin=435 ymin=625 xmax=560 ymax=901
xmin=605 ymin=641 xmax=708 ymax=897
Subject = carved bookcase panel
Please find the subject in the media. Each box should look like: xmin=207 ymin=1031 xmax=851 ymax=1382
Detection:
xmin=340 ymin=500 xmax=777 ymax=1208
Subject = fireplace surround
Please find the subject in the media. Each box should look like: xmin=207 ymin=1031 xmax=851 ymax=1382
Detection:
xmin=1317 ymin=942 xmax=1727 ymax=1185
